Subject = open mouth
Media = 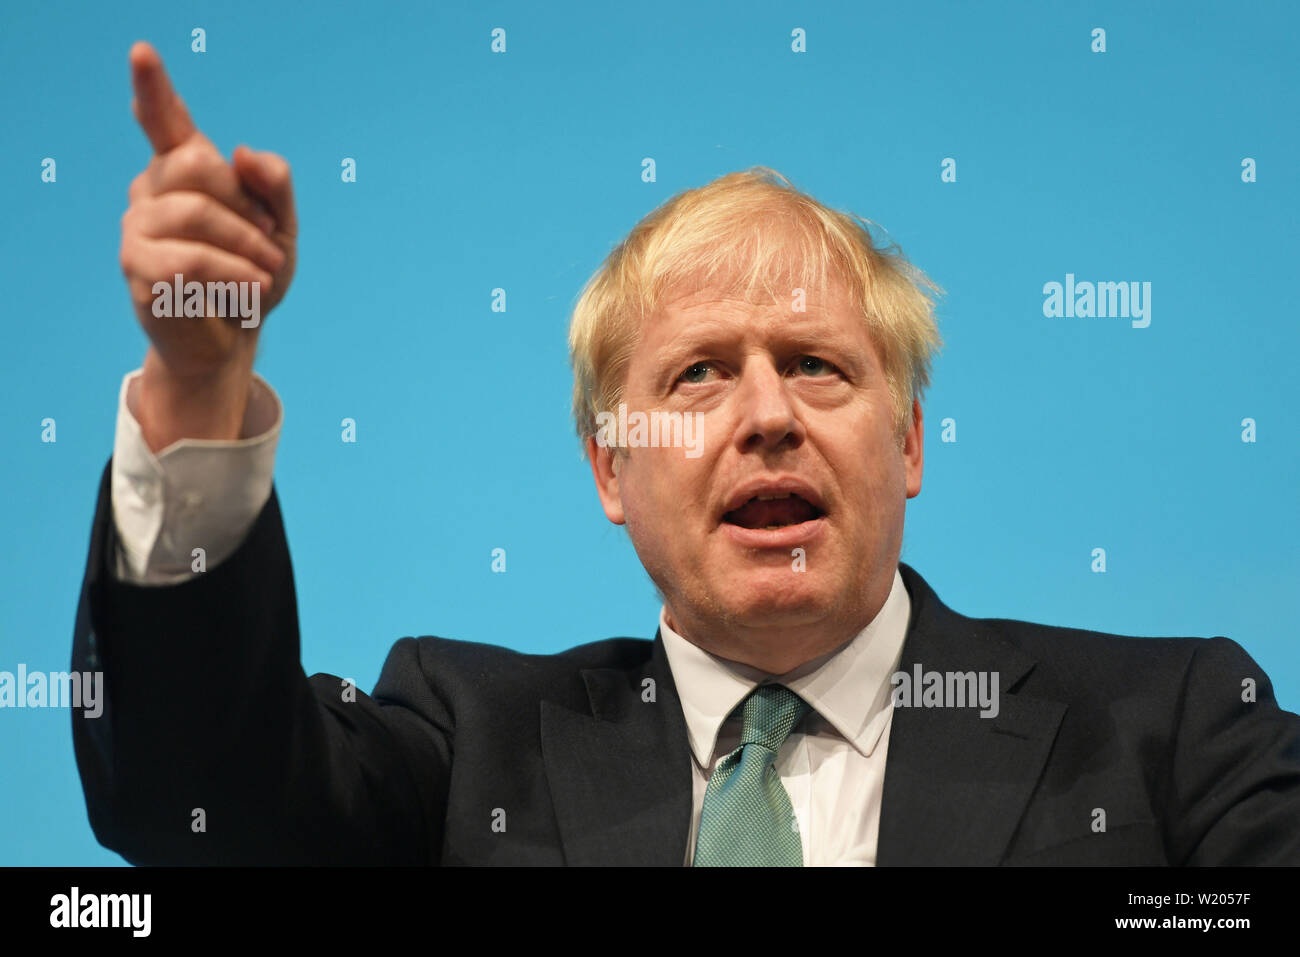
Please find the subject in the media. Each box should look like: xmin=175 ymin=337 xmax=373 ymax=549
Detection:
xmin=721 ymin=493 xmax=825 ymax=530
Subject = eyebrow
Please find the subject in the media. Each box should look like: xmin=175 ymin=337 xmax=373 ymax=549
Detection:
xmin=652 ymin=322 xmax=742 ymax=375
xmin=647 ymin=318 xmax=870 ymax=389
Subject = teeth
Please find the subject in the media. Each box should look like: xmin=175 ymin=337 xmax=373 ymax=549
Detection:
xmin=754 ymin=493 xmax=793 ymax=501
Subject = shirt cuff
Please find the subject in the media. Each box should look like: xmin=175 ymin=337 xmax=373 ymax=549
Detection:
xmin=110 ymin=368 xmax=283 ymax=584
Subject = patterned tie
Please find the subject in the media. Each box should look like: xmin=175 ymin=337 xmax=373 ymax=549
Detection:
xmin=692 ymin=683 xmax=811 ymax=866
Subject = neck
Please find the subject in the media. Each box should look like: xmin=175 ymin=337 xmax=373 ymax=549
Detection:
xmin=664 ymin=599 xmax=883 ymax=675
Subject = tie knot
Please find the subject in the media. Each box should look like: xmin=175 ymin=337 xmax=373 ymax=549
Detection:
xmin=738 ymin=683 xmax=809 ymax=752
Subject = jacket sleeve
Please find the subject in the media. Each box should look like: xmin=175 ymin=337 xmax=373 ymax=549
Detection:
xmin=71 ymin=458 xmax=453 ymax=865
xmin=1168 ymin=636 xmax=1300 ymax=864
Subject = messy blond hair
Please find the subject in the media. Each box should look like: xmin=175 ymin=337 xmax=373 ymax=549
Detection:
xmin=568 ymin=167 xmax=944 ymax=457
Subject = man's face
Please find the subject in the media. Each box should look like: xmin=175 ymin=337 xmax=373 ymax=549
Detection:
xmin=587 ymin=276 xmax=924 ymax=673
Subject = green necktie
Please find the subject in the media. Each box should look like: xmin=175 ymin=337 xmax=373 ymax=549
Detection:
xmin=692 ymin=683 xmax=811 ymax=867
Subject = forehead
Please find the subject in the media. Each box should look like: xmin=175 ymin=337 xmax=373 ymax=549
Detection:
xmin=647 ymin=277 xmax=863 ymax=343
xmin=625 ymin=277 xmax=883 ymax=391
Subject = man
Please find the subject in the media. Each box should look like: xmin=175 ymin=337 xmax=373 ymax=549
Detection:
xmin=72 ymin=42 xmax=1300 ymax=866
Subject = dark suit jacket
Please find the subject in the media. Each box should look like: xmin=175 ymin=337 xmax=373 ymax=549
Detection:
xmin=71 ymin=460 xmax=1300 ymax=865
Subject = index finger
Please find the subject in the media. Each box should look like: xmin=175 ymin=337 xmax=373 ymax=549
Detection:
xmin=129 ymin=41 xmax=197 ymax=154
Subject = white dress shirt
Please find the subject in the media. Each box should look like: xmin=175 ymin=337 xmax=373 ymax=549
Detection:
xmin=660 ymin=569 xmax=911 ymax=866
xmin=111 ymin=370 xmax=282 ymax=584
xmin=109 ymin=368 xmax=913 ymax=866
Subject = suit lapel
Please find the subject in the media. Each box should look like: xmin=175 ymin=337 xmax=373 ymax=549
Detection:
xmin=877 ymin=563 xmax=1067 ymax=865
xmin=540 ymin=563 xmax=1068 ymax=866
xmin=540 ymin=633 xmax=693 ymax=865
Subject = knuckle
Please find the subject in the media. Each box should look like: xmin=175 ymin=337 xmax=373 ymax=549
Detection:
xmin=243 ymin=229 xmax=267 ymax=261
xmin=125 ymin=196 xmax=162 ymax=237
xmin=173 ymin=153 xmax=205 ymax=185
xmin=175 ymin=191 xmax=210 ymax=229
xmin=127 ymin=172 xmax=147 ymax=203
xmin=169 ymin=142 xmax=215 ymax=184
xmin=234 ymin=196 xmax=262 ymax=224
xmin=128 ymin=276 xmax=154 ymax=303
xmin=120 ymin=240 xmax=151 ymax=286
xmin=173 ymin=246 xmax=204 ymax=278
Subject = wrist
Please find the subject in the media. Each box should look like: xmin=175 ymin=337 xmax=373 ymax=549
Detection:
xmin=137 ymin=348 xmax=255 ymax=452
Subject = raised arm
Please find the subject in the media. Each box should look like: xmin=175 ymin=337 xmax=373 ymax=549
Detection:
xmin=72 ymin=43 xmax=449 ymax=865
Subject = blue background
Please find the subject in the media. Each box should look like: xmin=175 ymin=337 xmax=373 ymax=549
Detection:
xmin=1 ymin=0 xmax=1296 ymax=864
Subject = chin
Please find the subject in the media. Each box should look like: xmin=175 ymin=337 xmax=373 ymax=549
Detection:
xmin=721 ymin=577 xmax=830 ymax=626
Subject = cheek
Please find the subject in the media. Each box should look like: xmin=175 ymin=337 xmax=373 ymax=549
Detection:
xmin=845 ymin=454 xmax=903 ymax=526
xmin=623 ymin=456 xmax=702 ymax=532
xmin=617 ymin=456 xmax=669 ymax=530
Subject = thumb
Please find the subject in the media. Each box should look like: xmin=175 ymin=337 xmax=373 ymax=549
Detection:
xmin=233 ymin=146 xmax=298 ymax=239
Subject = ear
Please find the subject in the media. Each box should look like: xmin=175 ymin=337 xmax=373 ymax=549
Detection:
xmin=586 ymin=436 xmax=627 ymax=525
xmin=903 ymin=397 xmax=924 ymax=499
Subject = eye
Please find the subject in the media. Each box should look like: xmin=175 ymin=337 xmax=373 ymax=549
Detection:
xmin=793 ymin=355 xmax=837 ymax=376
xmin=677 ymin=361 xmax=716 ymax=384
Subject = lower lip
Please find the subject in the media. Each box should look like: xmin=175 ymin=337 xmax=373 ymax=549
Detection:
xmin=721 ymin=516 xmax=827 ymax=549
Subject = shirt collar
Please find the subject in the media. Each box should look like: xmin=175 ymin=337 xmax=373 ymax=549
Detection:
xmin=658 ymin=565 xmax=912 ymax=768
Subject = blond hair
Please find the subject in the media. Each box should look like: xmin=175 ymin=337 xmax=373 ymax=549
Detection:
xmin=568 ymin=167 xmax=943 ymax=456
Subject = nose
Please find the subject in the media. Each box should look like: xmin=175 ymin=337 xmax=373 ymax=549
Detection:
xmin=734 ymin=358 xmax=804 ymax=452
